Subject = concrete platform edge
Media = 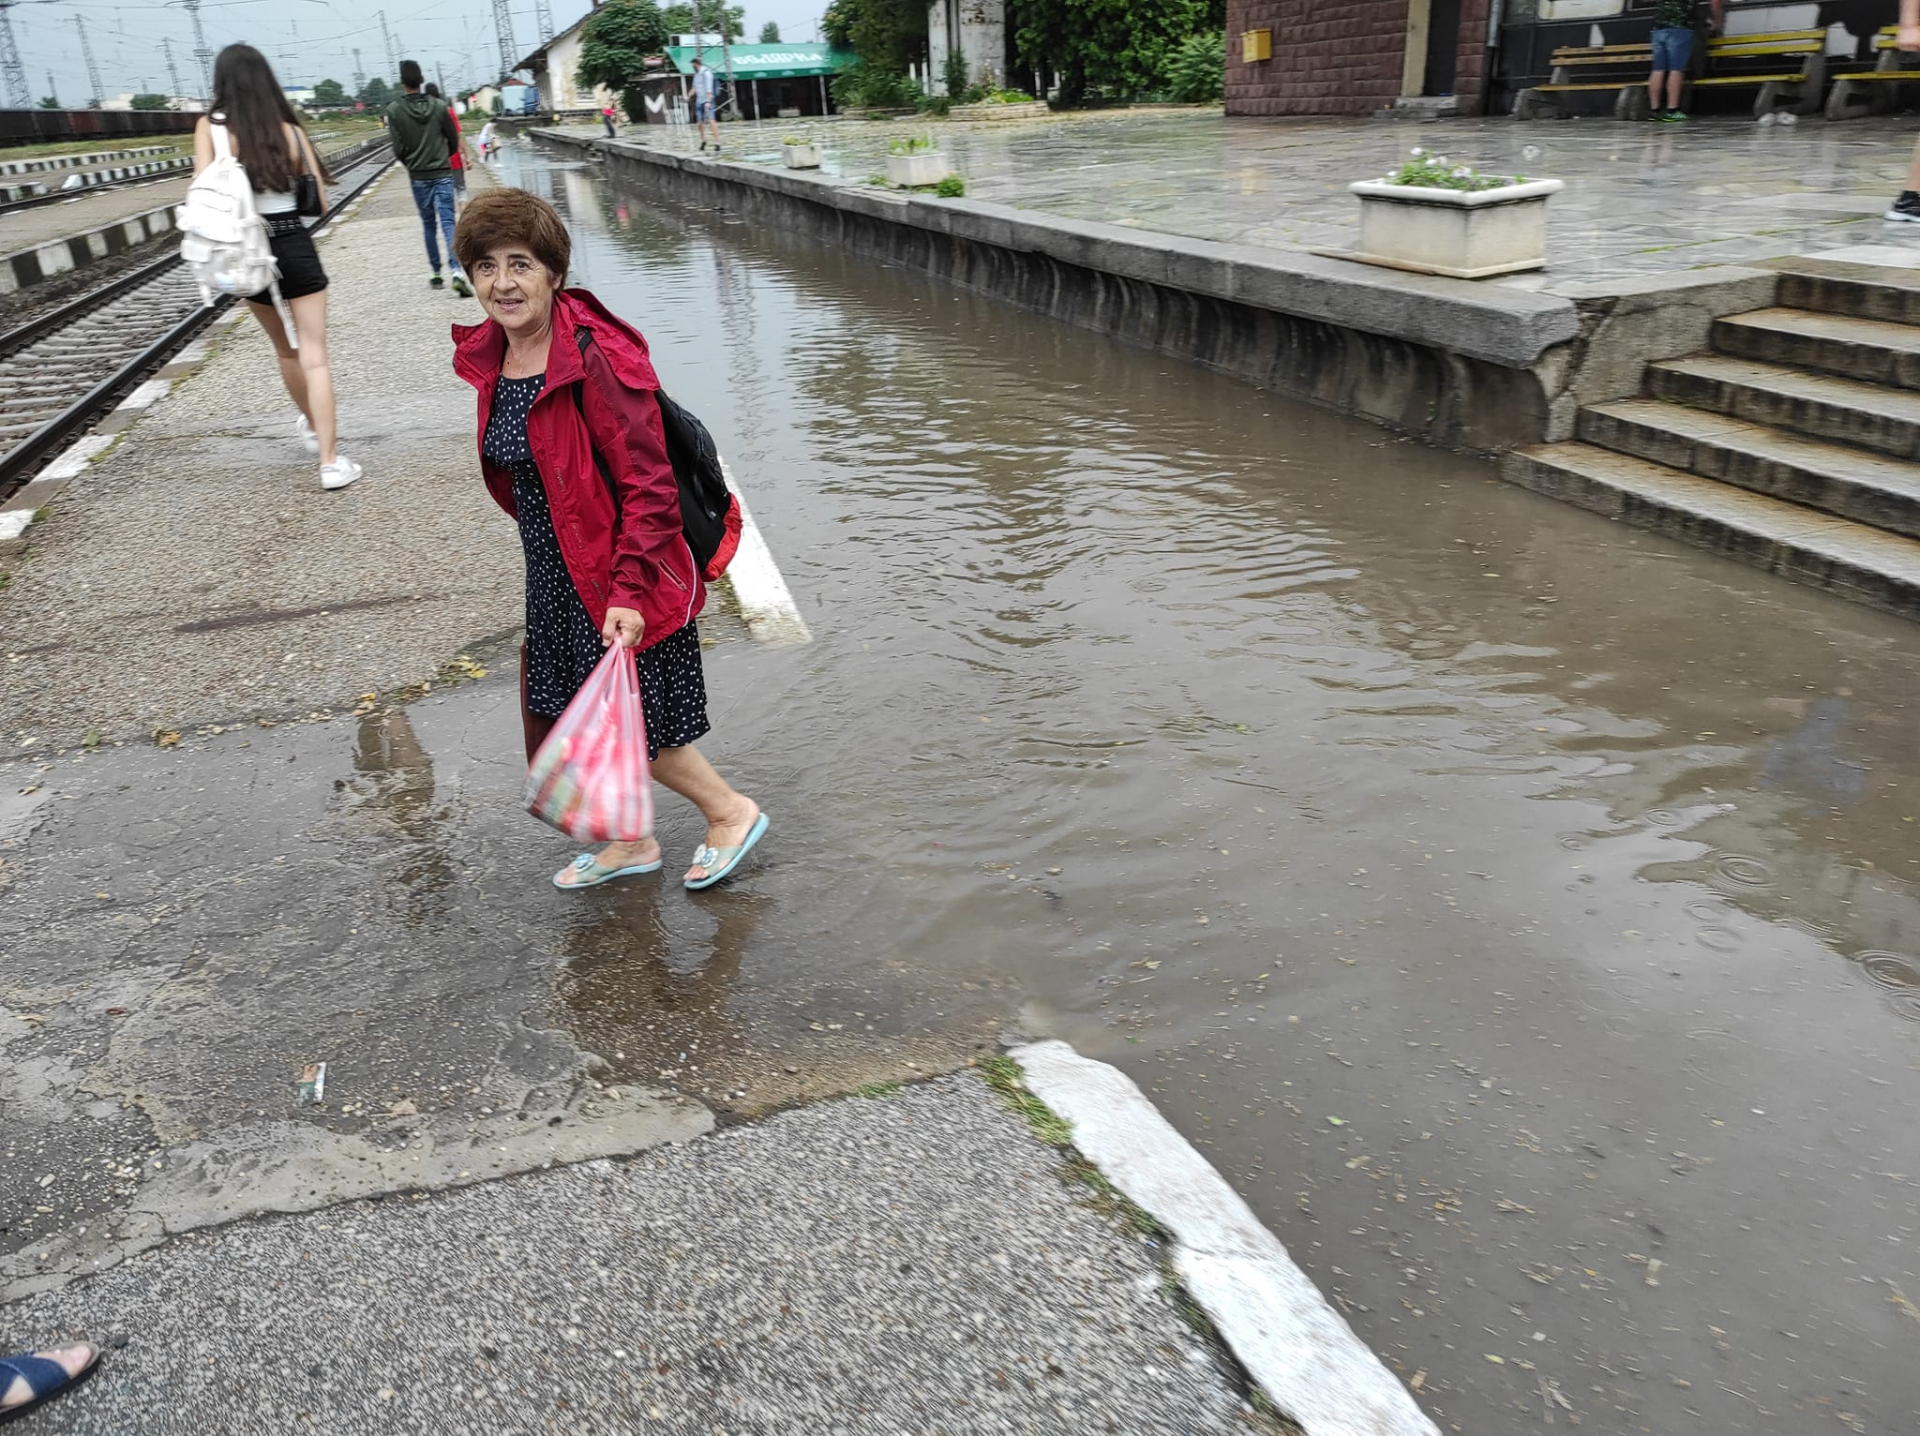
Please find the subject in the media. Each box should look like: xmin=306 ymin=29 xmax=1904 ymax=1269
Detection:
xmin=532 ymin=129 xmax=1583 ymax=452
xmin=1008 ymin=1039 xmax=1439 ymax=1436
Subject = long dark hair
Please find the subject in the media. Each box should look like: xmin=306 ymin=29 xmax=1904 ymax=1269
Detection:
xmin=210 ymin=43 xmax=331 ymax=192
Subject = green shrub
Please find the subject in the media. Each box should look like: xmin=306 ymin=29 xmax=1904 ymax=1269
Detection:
xmin=886 ymin=133 xmax=935 ymax=155
xmin=1380 ymin=147 xmax=1526 ymax=192
xmin=834 ymin=66 xmax=920 ymax=110
xmin=943 ymin=48 xmax=969 ymax=100
xmin=987 ymin=88 xmax=1034 ymax=103
xmin=934 ymin=173 xmax=965 ymax=197
xmin=1165 ymin=30 xmax=1225 ymax=104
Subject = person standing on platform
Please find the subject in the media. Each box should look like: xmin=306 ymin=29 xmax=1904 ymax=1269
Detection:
xmin=602 ymin=102 xmax=618 ymax=138
xmin=691 ymin=57 xmax=720 ymax=150
xmin=1887 ymin=0 xmax=1920 ymax=221
xmin=427 ymin=84 xmax=467 ymax=206
xmin=1647 ymin=0 xmax=1722 ymax=122
xmin=387 ymin=61 xmax=471 ymax=296
xmin=194 ymin=43 xmax=361 ymax=490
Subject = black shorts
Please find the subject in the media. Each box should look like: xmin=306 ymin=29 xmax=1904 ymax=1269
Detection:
xmin=246 ymin=214 xmax=328 ymax=304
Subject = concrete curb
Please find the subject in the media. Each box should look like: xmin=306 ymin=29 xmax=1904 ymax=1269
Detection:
xmin=540 ymin=129 xmax=1579 ymax=370
xmin=0 ymin=145 xmax=171 ymax=177
xmin=0 ymin=202 xmax=179 ymax=297
xmin=1008 ymin=1040 xmax=1439 ymax=1436
xmin=717 ymin=458 xmax=811 ymax=646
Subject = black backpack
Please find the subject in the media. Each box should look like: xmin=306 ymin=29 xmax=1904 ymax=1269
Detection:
xmin=571 ymin=326 xmax=737 ymax=579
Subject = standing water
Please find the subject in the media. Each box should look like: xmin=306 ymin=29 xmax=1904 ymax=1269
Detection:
xmin=496 ymin=140 xmax=1920 ymax=1433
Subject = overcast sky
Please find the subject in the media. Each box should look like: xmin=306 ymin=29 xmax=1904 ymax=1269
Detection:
xmin=10 ymin=0 xmax=831 ymax=107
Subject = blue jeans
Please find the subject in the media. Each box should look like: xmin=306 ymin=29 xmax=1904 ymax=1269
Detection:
xmin=409 ymin=176 xmax=460 ymax=274
xmin=1650 ymin=26 xmax=1694 ymax=73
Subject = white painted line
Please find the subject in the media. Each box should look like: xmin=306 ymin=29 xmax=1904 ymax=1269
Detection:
xmin=0 ymin=511 xmax=30 ymax=541
xmin=718 ymin=458 xmax=811 ymax=647
xmin=1009 ymin=1040 xmax=1440 ymax=1436
xmin=118 ymin=378 xmax=171 ymax=411
xmin=34 ymin=433 xmax=113 ymax=483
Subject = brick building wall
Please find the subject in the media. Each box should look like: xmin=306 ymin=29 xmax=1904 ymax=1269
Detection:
xmin=1225 ymin=0 xmax=1493 ymax=118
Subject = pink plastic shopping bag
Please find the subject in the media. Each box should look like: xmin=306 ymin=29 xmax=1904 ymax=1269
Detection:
xmin=524 ymin=644 xmax=654 ymax=842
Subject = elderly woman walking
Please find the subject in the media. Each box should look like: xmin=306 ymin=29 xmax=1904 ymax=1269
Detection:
xmin=450 ymin=190 xmax=765 ymax=890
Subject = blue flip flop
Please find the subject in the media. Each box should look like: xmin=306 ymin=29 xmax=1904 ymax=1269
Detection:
xmin=1 ymin=1345 xmax=100 ymax=1424
xmin=685 ymin=812 xmax=770 ymax=891
xmin=552 ymin=851 xmax=664 ymax=890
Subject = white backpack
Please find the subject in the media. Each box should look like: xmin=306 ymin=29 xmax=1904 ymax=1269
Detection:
xmin=178 ymin=117 xmax=297 ymax=348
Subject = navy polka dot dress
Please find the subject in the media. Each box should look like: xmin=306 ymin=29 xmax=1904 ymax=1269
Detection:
xmin=484 ymin=371 xmax=710 ymax=761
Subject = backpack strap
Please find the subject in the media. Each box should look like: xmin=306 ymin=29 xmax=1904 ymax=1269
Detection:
xmin=209 ymin=116 xmax=233 ymax=162
xmin=571 ymin=326 xmax=621 ymax=516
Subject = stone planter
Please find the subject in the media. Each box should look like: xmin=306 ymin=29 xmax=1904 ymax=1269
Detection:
xmin=1344 ymin=178 xmax=1565 ymax=280
xmin=885 ymin=152 xmax=948 ymax=188
xmin=948 ymin=100 xmax=1050 ymax=121
xmin=782 ymin=143 xmax=821 ymax=170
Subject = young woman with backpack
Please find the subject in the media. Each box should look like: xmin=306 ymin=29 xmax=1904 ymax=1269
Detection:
xmin=448 ymin=189 xmax=765 ymax=892
xmin=192 ymin=44 xmax=360 ymax=490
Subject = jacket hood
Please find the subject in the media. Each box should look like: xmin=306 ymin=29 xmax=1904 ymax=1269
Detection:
xmin=396 ymin=92 xmax=440 ymax=119
xmin=452 ymin=288 xmax=659 ymax=392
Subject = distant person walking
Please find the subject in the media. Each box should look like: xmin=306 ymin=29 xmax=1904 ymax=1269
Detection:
xmin=1888 ymin=0 xmax=1920 ymax=221
xmin=601 ymin=102 xmax=618 ymax=138
xmin=388 ymin=60 xmax=471 ymax=296
xmin=691 ymin=57 xmax=720 ymax=150
xmin=427 ymin=84 xmax=466 ymax=204
xmin=478 ymin=119 xmax=497 ymax=160
xmin=448 ymin=190 xmax=766 ymax=892
xmin=1647 ymin=0 xmax=1723 ymax=121
xmin=193 ymin=43 xmax=360 ymax=490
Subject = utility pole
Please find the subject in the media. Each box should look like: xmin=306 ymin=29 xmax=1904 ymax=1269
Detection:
xmin=379 ymin=11 xmax=397 ymax=79
xmin=436 ymin=61 xmax=445 ymax=95
xmin=75 ymin=16 xmax=104 ymax=108
xmin=491 ymin=0 xmax=516 ymax=81
xmin=46 ymin=71 xmax=58 ymax=108
xmin=162 ymin=38 xmax=185 ymax=103
xmin=352 ymin=48 xmax=365 ymax=95
xmin=533 ymin=0 xmax=554 ymax=43
xmin=182 ymin=0 xmax=212 ymax=99
xmin=0 ymin=2 xmax=30 ymax=110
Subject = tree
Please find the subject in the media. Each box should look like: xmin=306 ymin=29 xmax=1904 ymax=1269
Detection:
xmin=1013 ymin=0 xmax=1207 ymax=104
xmin=822 ymin=0 xmax=924 ymax=75
xmin=577 ymin=0 xmax=670 ymax=95
xmin=38 ymin=95 xmax=59 ymax=109
xmin=358 ymin=76 xmax=392 ymax=106
xmin=1164 ymin=30 xmax=1223 ymax=103
xmin=758 ymin=21 xmax=780 ymax=42
xmin=311 ymin=78 xmax=349 ymax=106
xmin=129 ymin=93 xmax=173 ymax=110
xmin=661 ymin=1 xmax=744 ymax=40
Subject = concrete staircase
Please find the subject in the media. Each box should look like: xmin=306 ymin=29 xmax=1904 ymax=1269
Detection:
xmin=1505 ymin=258 xmax=1920 ymax=620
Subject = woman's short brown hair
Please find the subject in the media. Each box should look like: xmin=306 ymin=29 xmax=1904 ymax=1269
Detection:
xmin=452 ymin=188 xmax=571 ymax=281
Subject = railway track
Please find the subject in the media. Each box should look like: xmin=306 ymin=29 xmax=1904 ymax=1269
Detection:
xmin=0 ymin=139 xmax=394 ymax=502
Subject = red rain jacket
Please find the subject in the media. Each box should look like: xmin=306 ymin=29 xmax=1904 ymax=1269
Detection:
xmin=452 ymin=287 xmax=704 ymax=651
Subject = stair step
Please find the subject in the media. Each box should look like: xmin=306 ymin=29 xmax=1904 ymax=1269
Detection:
xmin=1581 ymin=397 xmax=1920 ymax=539
xmin=1714 ymin=307 xmax=1920 ymax=389
xmin=1647 ymin=353 xmax=1920 ymax=460
xmin=1763 ymin=256 xmax=1920 ymax=326
xmin=1501 ymin=442 xmax=1920 ymax=620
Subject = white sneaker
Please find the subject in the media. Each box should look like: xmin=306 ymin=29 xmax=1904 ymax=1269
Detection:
xmin=320 ymin=455 xmax=363 ymax=491
xmin=295 ymin=414 xmax=319 ymax=454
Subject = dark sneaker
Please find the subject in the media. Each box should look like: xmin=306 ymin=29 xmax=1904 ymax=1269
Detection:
xmin=429 ymin=273 xmax=445 ymax=289
xmin=1664 ymin=109 xmax=1688 ymax=122
xmin=451 ymin=274 xmax=473 ymax=298
xmin=1649 ymin=108 xmax=1668 ymax=121
xmin=1887 ymin=192 xmax=1920 ymax=223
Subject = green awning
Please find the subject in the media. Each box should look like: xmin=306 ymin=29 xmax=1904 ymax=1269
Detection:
xmin=663 ymin=43 xmax=855 ymax=80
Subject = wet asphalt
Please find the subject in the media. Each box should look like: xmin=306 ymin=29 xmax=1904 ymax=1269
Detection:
xmin=4 ymin=138 xmax=1920 ymax=1432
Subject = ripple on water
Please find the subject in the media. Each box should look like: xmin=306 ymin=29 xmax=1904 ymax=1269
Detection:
xmin=1712 ymin=853 xmax=1775 ymax=890
xmin=1858 ymin=951 xmax=1920 ymax=992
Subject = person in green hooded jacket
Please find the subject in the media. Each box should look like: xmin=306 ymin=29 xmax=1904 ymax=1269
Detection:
xmin=387 ymin=59 xmax=472 ymax=296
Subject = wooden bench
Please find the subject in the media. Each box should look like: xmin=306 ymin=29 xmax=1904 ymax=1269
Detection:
xmin=1688 ymin=29 xmax=1827 ymax=118
xmin=1512 ymin=28 xmax=1826 ymax=121
xmin=1827 ymin=26 xmax=1920 ymax=120
xmin=1512 ymin=43 xmax=1653 ymax=120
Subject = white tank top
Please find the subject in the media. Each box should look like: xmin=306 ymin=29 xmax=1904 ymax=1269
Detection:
xmin=209 ymin=117 xmax=296 ymax=214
